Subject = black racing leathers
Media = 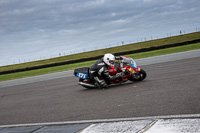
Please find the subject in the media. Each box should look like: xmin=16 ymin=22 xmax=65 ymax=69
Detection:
xmin=89 ymin=58 xmax=120 ymax=88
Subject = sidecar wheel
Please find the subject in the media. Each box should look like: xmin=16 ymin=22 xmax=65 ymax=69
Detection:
xmin=79 ymin=78 xmax=97 ymax=89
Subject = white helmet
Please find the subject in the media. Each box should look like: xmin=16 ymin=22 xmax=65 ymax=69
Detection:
xmin=103 ymin=53 xmax=115 ymax=67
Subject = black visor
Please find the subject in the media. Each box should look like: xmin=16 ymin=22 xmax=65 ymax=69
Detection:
xmin=109 ymin=60 xmax=115 ymax=64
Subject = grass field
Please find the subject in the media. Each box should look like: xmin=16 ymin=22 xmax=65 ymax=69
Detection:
xmin=0 ymin=42 xmax=199 ymax=81
xmin=0 ymin=31 xmax=200 ymax=73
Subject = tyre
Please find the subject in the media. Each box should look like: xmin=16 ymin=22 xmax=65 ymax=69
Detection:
xmin=129 ymin=69 xmax=147 ymax=81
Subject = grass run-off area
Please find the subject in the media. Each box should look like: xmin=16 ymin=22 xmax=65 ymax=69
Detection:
xmin=0 ymin=42 xmax=199 ymax=81
xmin=0 ymin=31 xmax=200 ymax=73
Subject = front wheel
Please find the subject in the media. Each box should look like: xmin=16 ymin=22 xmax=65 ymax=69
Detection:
xmin=129 ymin=69 xmax=147 ymax=81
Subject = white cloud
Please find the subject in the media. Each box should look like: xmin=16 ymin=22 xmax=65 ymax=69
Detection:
xmin=143 ymin=0 xmax=154 ymax=3
xmin=0 ymin=8 xmax=35 ymax=17
xmin=0 ymin=0 xmax=200 ymax=66
xmin=103 ymin=19 xmax=130 ymax=27
xmin=86 ymin=0 xmax=105 ymax=6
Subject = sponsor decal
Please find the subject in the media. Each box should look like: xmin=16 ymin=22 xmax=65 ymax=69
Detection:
xmin=129 ymin=67 xmax=135 ymax=74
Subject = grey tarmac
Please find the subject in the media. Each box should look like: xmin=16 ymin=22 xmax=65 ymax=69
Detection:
xmin=0 ymin=49 xmax=200 ymax=132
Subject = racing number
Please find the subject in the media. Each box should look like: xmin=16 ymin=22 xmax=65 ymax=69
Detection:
xmin=77 ymin=73 xmax=87 ymax=79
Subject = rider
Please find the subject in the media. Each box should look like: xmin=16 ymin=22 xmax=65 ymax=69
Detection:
xmin=89 ymin=53 xmax=123 ymax=89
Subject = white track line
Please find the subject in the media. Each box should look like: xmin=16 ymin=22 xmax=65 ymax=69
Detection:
xmin=0 ymin=114 xmax=200 ymax=128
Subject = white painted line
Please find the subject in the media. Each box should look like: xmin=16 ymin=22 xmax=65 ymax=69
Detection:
xmin=79 ymin=124 xmax=96 ymax=133
xmin=0 ymin=114 xmax=200 ymax=128
xmin=79 ymin=118 xmax=200 ymax=133
xmin=139 ymin=119 xmax=159 ymax=133
xmin=80 ymin=120 xmax=155 ymax=133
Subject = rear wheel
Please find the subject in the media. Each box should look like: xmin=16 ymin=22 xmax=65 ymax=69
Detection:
xmin=129 ymin=69 xmax=147 ymax=81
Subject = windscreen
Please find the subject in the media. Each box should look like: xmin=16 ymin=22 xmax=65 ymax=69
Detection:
xmin=121 ymin=56 xmax=132 ymax=66
xmin=121 ymin=56 xmax=137 ymax=69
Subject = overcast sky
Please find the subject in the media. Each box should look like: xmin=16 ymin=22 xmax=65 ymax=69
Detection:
xmin=0 ymin=0 xmax=200 ymax=66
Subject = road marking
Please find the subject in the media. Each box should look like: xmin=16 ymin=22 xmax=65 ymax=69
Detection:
xmin=79 ymin=124 xmax=95 ymax=133
xmin=0 ymin=114 xmax=200 ymax=128
xmin=139 ymin=119 xmax=159 ymax=133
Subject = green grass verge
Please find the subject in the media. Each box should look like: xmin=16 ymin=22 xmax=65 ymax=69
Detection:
xmin=0 ymin=42 xmax=199 ymax=81
xmin=1 ymin=31 xmax=200 ymax=73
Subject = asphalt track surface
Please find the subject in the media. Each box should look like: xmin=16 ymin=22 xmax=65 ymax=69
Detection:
xmin=0 ymin=51 xmax=200 ymax=127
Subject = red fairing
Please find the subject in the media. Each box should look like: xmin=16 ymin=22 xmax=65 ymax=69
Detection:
xmin=108 ymin=65 xmax=117 ymax=75
xmin=108 ymin=65 xmax=132 ymax=83
xmin=136 ymin=67 xmax=141 ymax=72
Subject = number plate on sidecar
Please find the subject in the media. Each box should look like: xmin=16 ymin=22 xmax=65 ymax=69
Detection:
xmin=76 ymin=73 xmax=88 ymax=79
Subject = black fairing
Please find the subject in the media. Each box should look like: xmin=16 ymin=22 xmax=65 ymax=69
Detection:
xmin=74 ymin=67 xmax=90 ymax=75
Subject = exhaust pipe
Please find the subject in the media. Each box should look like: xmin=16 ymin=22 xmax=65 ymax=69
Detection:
xmin=78 ymin=82 xmax=96 ymax=88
